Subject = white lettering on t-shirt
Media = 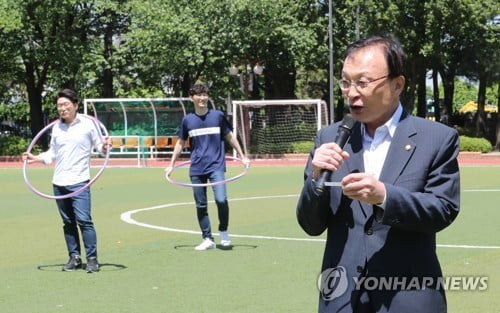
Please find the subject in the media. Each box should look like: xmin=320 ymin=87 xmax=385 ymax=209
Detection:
xmin=189 ymin=127 xmax=220 ymax=137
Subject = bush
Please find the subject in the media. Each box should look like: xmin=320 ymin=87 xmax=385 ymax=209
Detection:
xmin=248 ymin=122 xmax=316 ymax=154
xmin=250 ymin=142 xmax=293 ymax=154
xmin=459 ymin=136 xmax=492 ymax=153
xmin=0 ymin=135 xmax=38 ymax=155
xmin=248 ymin=141 xmax=314 ymax=154
xmin=290 ymin=141 xmax=314 ymax=153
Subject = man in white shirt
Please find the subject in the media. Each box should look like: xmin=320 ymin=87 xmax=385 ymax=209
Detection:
xmin=23 ymin=89 xmax=111 ymax=273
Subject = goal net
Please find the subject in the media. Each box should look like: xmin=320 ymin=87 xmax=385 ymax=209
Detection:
xmin=232 ymin=99 xmax=329 ymax=156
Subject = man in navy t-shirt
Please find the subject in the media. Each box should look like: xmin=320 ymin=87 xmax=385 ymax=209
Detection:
xmin=166 ymin=84 xmax=249 ymax=250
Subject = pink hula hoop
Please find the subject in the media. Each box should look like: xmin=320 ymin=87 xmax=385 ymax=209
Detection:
xmin=22 ymin=115 xmax=111 ymax=200
xmin=166 ymin=156 xmax=249 ymax=188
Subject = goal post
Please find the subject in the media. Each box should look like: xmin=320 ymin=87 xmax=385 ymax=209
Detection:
xmin=232 ymin=99 xmax=329 ymax=157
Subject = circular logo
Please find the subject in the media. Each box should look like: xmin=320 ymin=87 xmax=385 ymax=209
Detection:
xmin=317 ymin=266 xmax=349 ymax=301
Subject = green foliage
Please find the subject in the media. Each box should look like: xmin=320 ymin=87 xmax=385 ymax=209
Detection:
xmin=453 ymin=80 xmax=482 ymax=112
xmin=1 ymin=0 xmax=499 ymax=146
xmin=426 ymin=80 xmax=498 ymax=113
xmin=249 ymin=142 xmax=292 ymax=154
xmin=249 ymin=121 xmax=316 ymax=154
xmin=459 ymin=135 xmax=492 ymax=153
xmin=0 ymin=135 xmax=40 ymax=155
xmin=0 ymin=102 xmax=30 ymax=126
xmin=252 ymin=140 xmax=313 ymax=154
xmin=295 ymin=66 xmax=328 ymax=100
xmin=290 ymin=141 xmax=314 ymax=153
xmin=126 ymin=0 xmax=326 ymax=99
xmin=0 ymin=0 xmax=21 ymax=32
xmin=485 ymin=83 xmax=498 ymax=106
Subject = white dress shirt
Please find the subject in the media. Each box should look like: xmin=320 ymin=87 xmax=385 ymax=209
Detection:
xmin=361 ymin=104 xmax=402 ymax=207
xmin=361 ymin=104 xmax=402 ymax=179
xmin=40 ymin=114 xmax=103 ymax=186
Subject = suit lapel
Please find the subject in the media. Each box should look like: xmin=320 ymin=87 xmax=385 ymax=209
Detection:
xmin=379 ymin=111 xmax=417 ymax=184
xmin=344 ymin=123 xmax=372 ymax=219
xmin=345 ymin=123 xmax=364 ymax=174
xmin=343 ymin=112 xmax=417 ymax=220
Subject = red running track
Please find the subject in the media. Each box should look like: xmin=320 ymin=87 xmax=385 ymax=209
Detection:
xmin=2 ymin=152 xmax=500 ymax=168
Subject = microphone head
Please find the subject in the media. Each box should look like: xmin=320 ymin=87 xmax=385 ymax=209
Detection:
xmin=340 ymin=114 xmax=356 ymax=132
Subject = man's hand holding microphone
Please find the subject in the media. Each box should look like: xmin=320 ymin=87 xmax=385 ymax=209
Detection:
xmin=312 ymin=115 xmax=386 ymax=206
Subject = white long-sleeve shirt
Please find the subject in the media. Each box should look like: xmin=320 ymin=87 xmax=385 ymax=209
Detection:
xmin=40 ymin=114 xmax=103 ymax=186
xmin=361 ymin=104 xmax=403 ymax=180
xmin=360 ymin=104 xmax=403 ymax=208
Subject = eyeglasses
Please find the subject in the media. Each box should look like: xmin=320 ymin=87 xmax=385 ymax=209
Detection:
xmin=338 ymin=75 xmax=389 ymax=91
xmin=56 ymin=101 xmax=74 ymax=109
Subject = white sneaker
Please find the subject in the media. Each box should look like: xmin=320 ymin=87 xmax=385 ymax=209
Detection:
xmin=195 ymin=238 xmax=216 ymax=251
xmin=219 ymin=231 xmax=232 ymax=247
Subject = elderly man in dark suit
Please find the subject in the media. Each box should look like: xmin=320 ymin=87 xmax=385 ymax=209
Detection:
xmin=296 ymin=34 xmax=460 ymax=313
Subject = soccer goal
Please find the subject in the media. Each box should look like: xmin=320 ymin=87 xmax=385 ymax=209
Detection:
xmin=232 ymin=99 xmax=329 ymax=157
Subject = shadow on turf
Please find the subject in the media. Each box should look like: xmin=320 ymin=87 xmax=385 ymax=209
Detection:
xmin=174 ymin=244 xmax=258 ymax=251
xmin=37 ymin=263 xmax=127 ymax=272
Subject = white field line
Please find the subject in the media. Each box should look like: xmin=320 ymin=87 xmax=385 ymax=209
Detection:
xmin=120 ymin=194 xmax=500 ymax=249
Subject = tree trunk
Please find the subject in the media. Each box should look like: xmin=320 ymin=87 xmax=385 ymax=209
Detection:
xmin=264 ymin=65 xmax=296 ymax=99
xmin=101 ymin=17 xmax=114 ymax=98
xmin=439 ymin=69 xmax=455 ymax=117
xmin=263 ymin=48 xmax=296 ymax=99
xmin=416 ymin=61 xmax=427 ymax=118
xmin=495 ymin=84 xmax=500 ymax=151
xmin=475 ymin=72 xmax=488 ymax=137
xmin=495 ymin=112 xmax=500 ymax=151
xmin=27 ymin=89 xmax=45 ymax=146
xmin=25 ymin=61 xmax=47 ymax=148
xmin=414 ymin=1 xmax=427 ymax=118
xmin=401 ymin=59 xmax=416 ymax=113
xmin=180 ymin=73 xmax=192 ymax=97
xmin=432 ymin=69 xmax=441 ymax=122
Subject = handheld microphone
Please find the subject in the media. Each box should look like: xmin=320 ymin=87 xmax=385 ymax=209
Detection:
xmin=313 ymin=114 xmax=357 ymax=194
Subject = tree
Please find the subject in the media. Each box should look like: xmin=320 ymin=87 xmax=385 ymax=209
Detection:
xmin=471 ymin=8 xmax=499 ymax=137
xmin=449 ymin=1 xmax=499 ymax=137
xmin=1 ymin=0 xmax=498 ymax=147
xmin=0 ymin=0 xmax=22 ymax=100
xmin=496 ymin=83 xmax=500 ymax=150
xmin=125 ymin=0 xmax=326 ymax=100
xmin=89 ymin=0 xmax=131 ymax=98
xmin=0 ymin=0 xmax=94 ymax=147
xmin=427 ymin=0 xmax=499 ymax=133
xmin=337 ymin=0 xmax=430 ymax=115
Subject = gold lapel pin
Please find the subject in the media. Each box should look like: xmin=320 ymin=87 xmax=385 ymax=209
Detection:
xmin=405 ymin=144 xmax=411 ymax=151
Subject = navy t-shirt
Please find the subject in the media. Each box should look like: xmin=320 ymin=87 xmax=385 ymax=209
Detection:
xmin=178 ymin=109 xmax=232 ymax=175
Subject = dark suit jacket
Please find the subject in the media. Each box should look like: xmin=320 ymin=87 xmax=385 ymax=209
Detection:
xmin=296 ymin=111 xmax=460 ymax=313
